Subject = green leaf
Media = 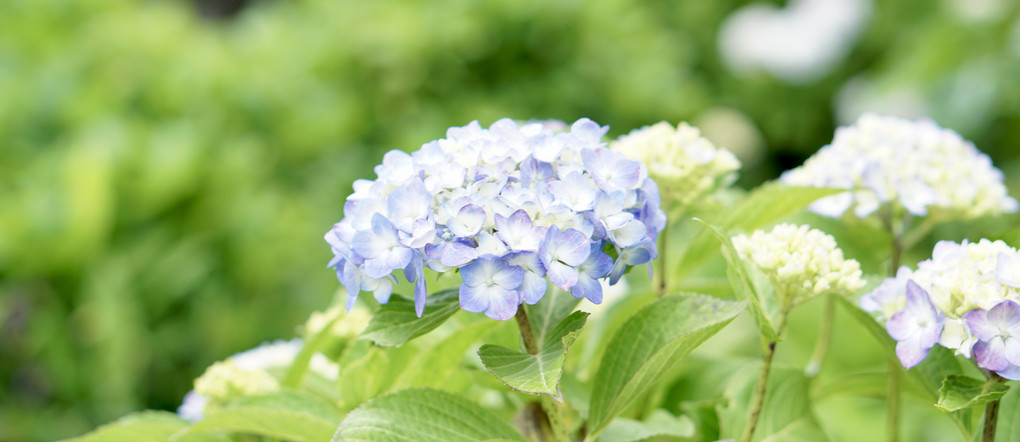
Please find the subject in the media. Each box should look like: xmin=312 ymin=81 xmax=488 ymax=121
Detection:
xmin=695 ymin=219 xmax=778 ymax=341
xmin=995 ymin=384 xmax=1020 ymax=442
xmin=596 ymin=410 xmax=695 ymax=442
xmin=527 ymin=287 xmax=582 ymax=346
xmin=63 ymin=411 xmax=190 ymax=442
xmin=189 ymin=392 xmax=342 ymax=442
xmin=360 ymin=289 xmax=460 ymax=347
xmin=337 ymin=345 xmax=394 ymax=409
xmin=478 ymin=311 xmax=588 ymax=398
xmin=677 ymin=184 xmax=842 ymax=276
xmin=333 ymin=388 xmax=524 ymax=441
xmin=936 ymin=374 xmax=1010 ymax=412
xmin=393 ymin=319 xmax=503 ymax=390
xmin=588 ymin=293 xmax=745 ymax=437
xmin=717 ymin=366 xmax=824 ymax=442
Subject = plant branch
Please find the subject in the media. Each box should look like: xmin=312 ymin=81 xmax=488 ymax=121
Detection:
xmin=982 ymin=372 xmax=1005 ymax=442
xmin=514 ymin=305 xmax=569 ymax=442
xmin=740 ymin=304 xmax=791 ymax=442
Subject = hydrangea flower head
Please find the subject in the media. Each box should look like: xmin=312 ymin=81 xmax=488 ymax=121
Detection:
xmin=863 ymin=239 xmax=1020 ymax=378
xmin=732 ymin=223 xmax=865 ymax=302
xmin=178 ymin=339 xmax=339 ymax=421
xmin=326 ymin=118 xmax=665 ymax=319
xmin=781 ymin=114 xmax=1017 ymax=220
xmin=610 ymin=122 xmax=740 ymax=208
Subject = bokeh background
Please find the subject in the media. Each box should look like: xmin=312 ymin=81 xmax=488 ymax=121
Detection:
xmin=2 ymin=0 xmax=1020 ymax=440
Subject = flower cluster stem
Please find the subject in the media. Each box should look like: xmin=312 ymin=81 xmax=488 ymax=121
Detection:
xmin=982 ymin=372 xmax=1005 ymax=442
xmin=740 ymin=306 xmax=791 ymax=442
xmin=886 ymin=357 xmax=901 ymax=442
xmin=805 ymin=294 xmax=835 ymax=377
xmin=657 ymin=222 xmax=669 ymax=296
xmin=515 ymin=305 xmax=569 ymax=442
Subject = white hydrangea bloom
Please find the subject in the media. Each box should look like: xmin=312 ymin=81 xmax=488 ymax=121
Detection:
xmin=732 ymin=223 xmax=865 ymax=302
xmin=911 ymin=239 xmax=1020 ymax=319
xmin=862 ymin=239 xmax=1020 ymax=375
xmin=610 ymin=122 xmax=740 ymax=207
xmin=178 ymin=339 xmax=339 ymax=421
xmin=781 ymin=114 xmax=1018 ymax=220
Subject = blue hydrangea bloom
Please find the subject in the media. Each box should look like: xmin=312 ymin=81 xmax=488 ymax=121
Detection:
xmin=886 ymin=281 xmax=944 ymax=369
xmin=964 ymin=300 xmax=1020 ymax=380
xmin=325 ymin=118 xmax=665 ymax=319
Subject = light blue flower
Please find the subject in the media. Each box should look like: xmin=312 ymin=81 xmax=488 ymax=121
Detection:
xmin=325 ymin=118 xmax=664 ymax=319
xmin=494 ymin=210 xmax=546 ymax=252
xmin=504 ymin=251 xmax=547 ymax=305
xmin=886 ymin=281 xmax=944 ymax=369
xmin=351 ymin=213 xmax=413 ymax=279
xmin=539 ymin=226 xmax=592 ymax=291
xmin=964 ymin=300 xmax=1020 ymax=379
xmin=570 ymin=244 xmax=614 ymax=304
xmin=459 ymin=256 xmax=524 ymax=320
xmin=582 ymin=147 xmax=643 ymax=192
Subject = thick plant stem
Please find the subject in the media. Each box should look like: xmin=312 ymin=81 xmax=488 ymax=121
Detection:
xmin=886 ymin=358 xmax=901 ymax=442
xmin=982 ymin=373 xmax=1005 ymax=442
xmin=740 ymin=308 xmax=790 ymax=442
xmin=514 ymin=306 xmax=569 ymax=442
xmin=805 ymin=294 xmax=835 ymax=378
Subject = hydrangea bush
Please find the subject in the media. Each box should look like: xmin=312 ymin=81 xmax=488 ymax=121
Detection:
xmin=73 ymin=115 xmax=1019 ymax=442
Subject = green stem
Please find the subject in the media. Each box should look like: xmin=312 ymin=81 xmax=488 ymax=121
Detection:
xmin=515 ymin=306 xmax=569 ymax=442
xmin=982 ymin=372 xmax=1005 ymax=442
xmin=804 ymin=294 xmax=835 ymax=378
xmin=886 ymin=357 xmax=901 ymax=442
xmin=740 ymin=306 xmax=791 ymax=442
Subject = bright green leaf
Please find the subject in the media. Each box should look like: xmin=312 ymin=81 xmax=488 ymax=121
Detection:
xmin=393 ymin=319 xmax=503 ymax=389
xmin=717 ymin=366 xmax=824 ymax=442
xmin=527 ymin=288 xmax=582 ymax=346
xmin=360 ymin=289 xmax=460 ymax=347
xmin=936 ymin=374 xmax=1010 ymax=412
xmin=596 ymin=410 xmax=695 ymax=442
xmin=588 ymin=293 xmax=745 ymax=437
xmin=479 ymin=311 xmax=588 ymax=398
xmin=333 ymin=388 xmax=524 ymax=441
xmin=677 ymin=184 xmax=842 ymax=276
xmin=63 ymin=411 xmax=191 ymax=442
xmin=995 ymin=384 xmax=1020 ymax=442
xmin=695 ymin=219 xmax=778 ymax=341
xmin=189 ymin=399 xmax=340 ymax=442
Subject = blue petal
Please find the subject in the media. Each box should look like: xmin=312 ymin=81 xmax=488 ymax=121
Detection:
xmin=570 ymin=276 xmax=603 ymax=304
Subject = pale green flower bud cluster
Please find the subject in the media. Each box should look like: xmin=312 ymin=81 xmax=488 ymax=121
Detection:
xmin=781 ymin=114 xmax=1018 ymax=220
xmin=732 ymin=224 xmax=865 ymax=302
xmin=178 ymin=339 xmax=340 ymax=421
xmin=194 ymin=360 xmax=280 ymax=403
xmin=610 ymin=122 xmax=740 ymax=207
xmin=304 ymin=304 xmax=371 ymax=338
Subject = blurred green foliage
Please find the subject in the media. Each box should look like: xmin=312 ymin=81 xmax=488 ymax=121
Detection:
xmin=1 ymin=0 xmax=1019 ymax=440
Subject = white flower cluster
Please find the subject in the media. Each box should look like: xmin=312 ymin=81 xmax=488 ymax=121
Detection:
xmin=863 ymin=239 xmax=1020 ymax=377
xmin=732 ymin=224 xmax=865 ymax=301
xmin=863 ymin=239 xmax=1020 ymax=356
xmin=177 ymin=339 xmax=339 ymax=421
xmin=781 ymin=114 xmax=1017 ymax=220
xmin=610 ymin=122 xmax=740 ymax=208
xmin=325 ymin=118 xmax=666 ymax=320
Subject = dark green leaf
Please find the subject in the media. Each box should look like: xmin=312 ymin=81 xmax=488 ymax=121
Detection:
xmin=479 ymin=311 xmax=588 ymax=398
xmin=936 ymin=374 xmax=1010 ymax=412
xmin=588 ymin=293 xmax=745 ymax=437
xmin=333 ymin=388 xmax=524 ymax=441
xmin=360 ymin=289 xmax=460 ymax=347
